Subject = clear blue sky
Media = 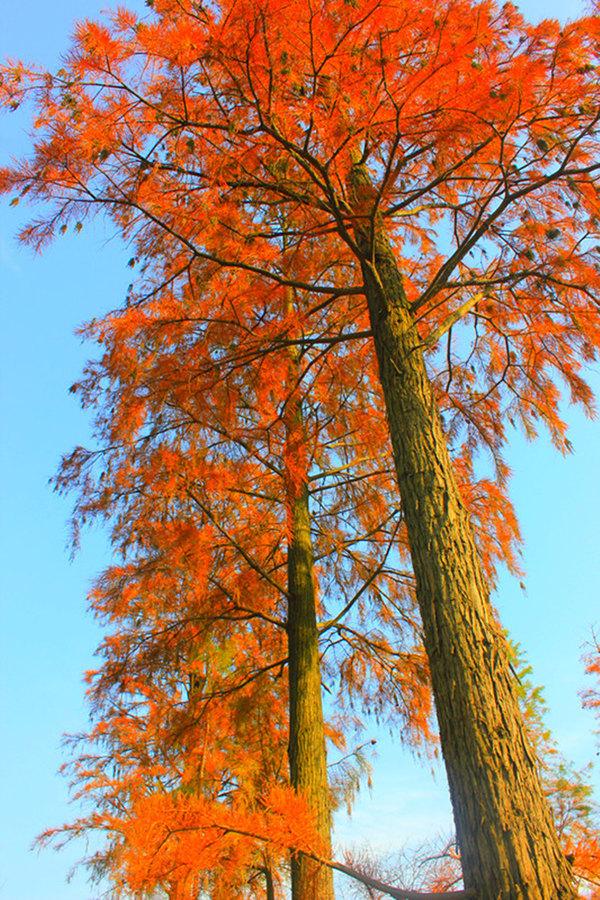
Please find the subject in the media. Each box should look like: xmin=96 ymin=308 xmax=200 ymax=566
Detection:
xmin=0 ymin=1 xmax=597 ymax=897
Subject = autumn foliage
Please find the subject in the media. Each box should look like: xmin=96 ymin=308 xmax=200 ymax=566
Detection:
xmin=3 ymin=0 xmax=600 ymax=895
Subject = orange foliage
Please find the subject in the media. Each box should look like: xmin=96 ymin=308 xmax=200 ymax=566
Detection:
xmin=4 ymin=0 xmax=599 ymax=893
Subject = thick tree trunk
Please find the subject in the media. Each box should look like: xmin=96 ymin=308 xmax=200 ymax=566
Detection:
xmin=286 ymin=427 xmax=335 ymax=900
xmin=349 ymin=165 xmax=574 ymax=898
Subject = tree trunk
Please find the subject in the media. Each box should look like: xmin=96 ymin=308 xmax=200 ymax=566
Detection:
xmin=286 ymin=413 xmax=335 ymax=900
xmin=349 ymin=164 xmax=574 ymax=898
xmin=260 ymin=862 xmax=276 ymax=900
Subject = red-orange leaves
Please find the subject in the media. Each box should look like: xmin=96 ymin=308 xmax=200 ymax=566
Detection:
xmin=5 ymin=0 xmax=599 ymax=893
xmin=75 ymin=21 xmax=125 ymax=60
xmin=93 ymin=786 xmax=325 ymax=897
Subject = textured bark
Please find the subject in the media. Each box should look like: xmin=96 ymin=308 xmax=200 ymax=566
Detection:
xmin=349 ymin=164 xmax=574 ymax=899
xmin=283 ymin=286 xmax=334 ymax=899
xmin=287 ymin=475 xmax=335 ymax=899
xmin=282 ymin=329 xmax=334 ymax=900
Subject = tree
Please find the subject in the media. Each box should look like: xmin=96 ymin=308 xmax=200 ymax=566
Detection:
xmin=3 ymin=0 xmax=598 ymax=893
xmin=582 ymin=638 xmax=600 ymax=742
xmin=48 ymin=264 xmax=433 ymax=896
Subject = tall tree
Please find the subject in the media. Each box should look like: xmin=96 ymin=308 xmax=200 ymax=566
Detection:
xmin=3 ymin=0 xmax=598 ymax=892
xmin=284 ymin=298 xmax=334 ymax=898
xmin=48 ymin=267 xmax=433 ymax=896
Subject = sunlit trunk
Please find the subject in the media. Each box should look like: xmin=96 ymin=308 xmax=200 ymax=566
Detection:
xmin=350 ymin=163 xmax=574 ymax=898
xmin=285 ymin=335 xmax=334 ymax=899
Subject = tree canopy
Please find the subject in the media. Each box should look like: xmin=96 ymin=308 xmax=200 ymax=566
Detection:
xmin=2 ymin=0 xmax=599 ymax=896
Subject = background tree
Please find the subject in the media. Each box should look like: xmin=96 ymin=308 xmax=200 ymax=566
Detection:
xmin=583 ymin=638 xmax=600 ymax=744
xmin=339 ymin=643 xmax=600 ymax=898
xmin=46 ymin=265 xmax=436 ymax=896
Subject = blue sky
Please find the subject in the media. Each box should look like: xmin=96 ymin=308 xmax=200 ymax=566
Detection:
xmin=0 ymin=0 xmax=597 ymax=897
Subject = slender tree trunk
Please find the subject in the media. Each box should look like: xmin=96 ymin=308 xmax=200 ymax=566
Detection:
xmin=287 ymin=480 xmax=334 ymax=899
xmin=265 ymin=866 xmax=276 ymax=900
xmin=257 ymin=862 xmax=276 ymax=900
xmin=285 ymin=400 xmax=335 ymax=900
xmin=349 ymin=164 xmax=574 ymax=898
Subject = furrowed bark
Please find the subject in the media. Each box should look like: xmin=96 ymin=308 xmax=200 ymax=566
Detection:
xmin=349 ymin=164 xmax=574 ymax=898
xmin=285 ymin=338 xmax=334 ymax=898
xmin=287 ymin=476 xmax=334 ymax=899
